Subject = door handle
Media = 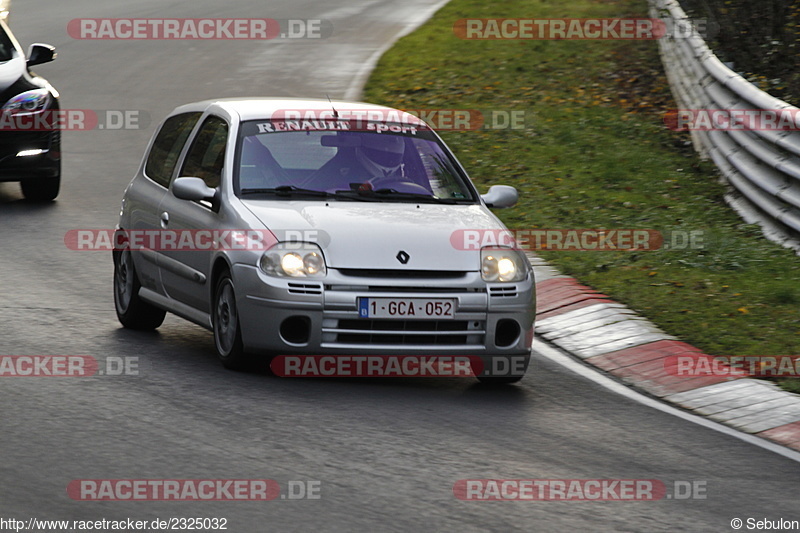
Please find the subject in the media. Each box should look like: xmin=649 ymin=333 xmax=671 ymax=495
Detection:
xmin=160 ymin=212 xmax=169 ymax=229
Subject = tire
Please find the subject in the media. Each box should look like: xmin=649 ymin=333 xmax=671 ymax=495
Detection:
xmin=213 ymin=271 xmax=250 ymax=370
xmin=113 ymin=248 xmax=166 ymax=330
xmin=21 ymin=174 xmax=60 ymax=202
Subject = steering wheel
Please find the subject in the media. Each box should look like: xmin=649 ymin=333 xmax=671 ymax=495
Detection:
xmin=365 ymin=176 xmax=432 ymax=195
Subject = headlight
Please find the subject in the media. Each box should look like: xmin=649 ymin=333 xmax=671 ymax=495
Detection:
xmin=2 ymin=89 xmax=51 ymax=115
xmin=481 ymin=246 xmax=529 ymax=282
xmin=260 ymin=242 xmax=327 ymax=278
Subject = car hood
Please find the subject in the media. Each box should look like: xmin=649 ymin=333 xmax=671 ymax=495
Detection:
xmin=242 ymin=200 xmax=505 ymax=270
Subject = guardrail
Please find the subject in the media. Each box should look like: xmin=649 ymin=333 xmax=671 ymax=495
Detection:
xmin=649 ymin=0 xmax=800 ymax=251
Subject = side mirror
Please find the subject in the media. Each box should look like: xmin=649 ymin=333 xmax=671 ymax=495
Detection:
xmin=172 ymin=177 xmax=216 ymax=202
xmin=27 ymin=44 xmax=56 ymax=67
xmin=481 ymin=185 xmax=518 ymax=208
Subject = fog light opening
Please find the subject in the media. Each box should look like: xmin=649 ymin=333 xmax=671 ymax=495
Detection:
xmin=17 ymin=149 xmax=46 ymax=157
xmin=495 ymin=319 xmax=521 ymax=348
xmin=280 ymin=316 xmax=311 ymax=345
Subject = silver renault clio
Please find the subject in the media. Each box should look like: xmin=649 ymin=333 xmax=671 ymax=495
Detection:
xmin=114 ymin=98 xmax=534 ymax=384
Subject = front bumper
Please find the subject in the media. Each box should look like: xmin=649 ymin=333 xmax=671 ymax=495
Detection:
xmin=0 ymin=129 xmax=60 ymax=180
xmin=233 ymin=264 xmax=535 ymax=377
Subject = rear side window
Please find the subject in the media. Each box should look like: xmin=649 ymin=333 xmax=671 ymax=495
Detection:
xmin=180 ymin=116 xmax=229 ymax=189
xmin=144 ymin=112 xmax=202 ymax=188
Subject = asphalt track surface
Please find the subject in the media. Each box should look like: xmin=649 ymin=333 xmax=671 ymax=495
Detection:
xmin=1 ymin=1 xmax=798 ymax=531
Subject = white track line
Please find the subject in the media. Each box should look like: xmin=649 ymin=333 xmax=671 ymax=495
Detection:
xmin=344 ymin=0 xmax=453 ymax=101
xmin=534 ymin=339 xmax=800 ymax=463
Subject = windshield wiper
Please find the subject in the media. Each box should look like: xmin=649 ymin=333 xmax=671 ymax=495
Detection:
xmin=241 ymin=185 xmax=369 ymax=200
xmin=241 ymin=185 xmax=328 ymax=196
xmin=334 ymin=188 xmax=463 ymax=203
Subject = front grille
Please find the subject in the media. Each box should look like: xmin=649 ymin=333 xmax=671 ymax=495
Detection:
xmin=326 ymin=285 xmax=478 ymax=293
xmin=337 ymin=269 xmax=468 ymax=279
xmin=0 ymin=131 xmax=54 ymax=160
xmin=489 ymin=285 xmax=518 ymax=298
xmin=288 ymin=282 xmax=323 ymax=295
xmin=323 ymin=319 xmax=485 ymax=346
xmin=368 ymin=286 xmax=476 ymax=293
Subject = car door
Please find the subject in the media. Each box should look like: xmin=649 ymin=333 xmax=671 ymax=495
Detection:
xmin=126 ymin=111 xmax=201 ymax=296
xmin=157 ymin=114 xmax=229 ymax=314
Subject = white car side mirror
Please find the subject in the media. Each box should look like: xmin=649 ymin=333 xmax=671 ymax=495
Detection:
xmin=172 ymin=177 xmax=216 ymax=202
xmin=481 ymin=185 xmax=518 ymax=208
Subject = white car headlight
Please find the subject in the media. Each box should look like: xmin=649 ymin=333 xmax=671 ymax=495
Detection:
xmin=260 ymin=242 xmax=327 ymax=278
xmin=2 ymin=89 xmax=51 ymax=115
xmin=481 ymin=246 xmax=529 ymax=282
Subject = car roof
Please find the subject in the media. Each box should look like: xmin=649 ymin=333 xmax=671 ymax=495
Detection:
xmin=170 ymin=97 xmax=421 ymax=124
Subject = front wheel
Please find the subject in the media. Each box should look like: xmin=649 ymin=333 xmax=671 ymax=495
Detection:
xmin=113 ymin=248 xmax=166 ymax=330
xmin=213 ymin=272 xmax=249 ymax=370
xmin=21 ymin=174 xmax=60 ymax=202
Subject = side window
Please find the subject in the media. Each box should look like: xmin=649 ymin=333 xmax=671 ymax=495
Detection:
xmin=0 ymin=23 xmax=16 ymax=62
xmin=144 ymin=112 xmax=202 ymax=188
xmin=180 ymin=116 xmax=229 ymax=189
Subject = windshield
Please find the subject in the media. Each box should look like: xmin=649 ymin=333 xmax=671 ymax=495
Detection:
xmin=235 ymin=119 xmax=476 ymax=203
xmin=0 ymin=23 xmax=15 ymax=62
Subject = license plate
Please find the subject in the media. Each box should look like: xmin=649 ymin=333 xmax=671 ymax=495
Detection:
xmin=358 ymin=298 xmax=456 ymax=319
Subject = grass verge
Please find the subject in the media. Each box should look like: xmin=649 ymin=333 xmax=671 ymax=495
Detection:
xmin=363 ymin=0 xmax=800 ymax=392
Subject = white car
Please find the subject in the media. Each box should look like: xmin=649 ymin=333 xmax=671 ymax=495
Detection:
xmin=114 ymin=98 xmax=534 ymax=384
